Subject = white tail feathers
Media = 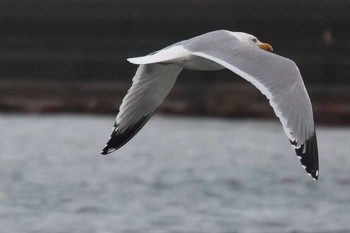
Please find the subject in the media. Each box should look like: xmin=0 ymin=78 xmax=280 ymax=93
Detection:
xmin=127 ymin=56 xmax=152 ymax=65
xmin=127 ymin=45 xmax=190 ymax=65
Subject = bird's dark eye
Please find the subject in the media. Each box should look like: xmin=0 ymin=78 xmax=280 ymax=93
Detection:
xmin=252 ymin=38 xmax=258 ymax=43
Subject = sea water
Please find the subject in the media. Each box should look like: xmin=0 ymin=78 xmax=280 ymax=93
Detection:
xmin=0 ymin=114 xmax=349 ymax=233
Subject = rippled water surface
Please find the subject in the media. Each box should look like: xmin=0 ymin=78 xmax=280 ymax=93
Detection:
xmin=1 ymin=114 xmax=350 ymax=233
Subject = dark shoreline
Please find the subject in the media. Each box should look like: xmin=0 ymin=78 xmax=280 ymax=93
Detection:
xmin=1 ymin=81 xmax=349 ymax=126
xmin=1 ymin=0 xmax=350 ymax=127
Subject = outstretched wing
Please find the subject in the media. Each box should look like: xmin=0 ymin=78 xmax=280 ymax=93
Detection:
xmin=101 ymin=63 xmax=182 ymax=154
xmin=184 ymin=34 xmax=319 ymax=179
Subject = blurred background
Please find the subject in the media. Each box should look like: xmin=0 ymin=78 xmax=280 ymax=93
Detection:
xmin=1 ymin=1 xmax=350 ymax=233
xmin=0 ymin=0 xmax=349 ymax=123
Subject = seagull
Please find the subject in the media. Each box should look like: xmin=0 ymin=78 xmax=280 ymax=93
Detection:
xmin=101 ymin=30 xmax=319 ymax=180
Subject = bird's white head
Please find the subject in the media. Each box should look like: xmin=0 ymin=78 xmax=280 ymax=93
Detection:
xmin=230 ymin=32 xmax=273 ymax=52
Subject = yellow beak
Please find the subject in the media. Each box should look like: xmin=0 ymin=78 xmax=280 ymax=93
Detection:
xmin=259 ymin=43 xmax=273 ymax=52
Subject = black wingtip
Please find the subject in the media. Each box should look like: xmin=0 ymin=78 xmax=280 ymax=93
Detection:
xmin=291 ymin=131 xmax=319 ymax=180
xmin=100 ymin=146 xmax=116 ymax=155
xmin=100 ymin=115 xmax=151 ymax=155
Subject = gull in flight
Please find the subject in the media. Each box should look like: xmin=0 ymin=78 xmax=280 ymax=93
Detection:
xmin=101 ymin=30 xmax=319 ymax=180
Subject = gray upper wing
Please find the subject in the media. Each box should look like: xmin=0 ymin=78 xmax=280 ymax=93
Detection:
xmin=183 ymin=31 xmax=319 ymax=179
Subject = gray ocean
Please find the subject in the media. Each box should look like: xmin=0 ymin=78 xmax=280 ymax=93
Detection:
xmin=0 ymin=114 xmax=350 ymax=233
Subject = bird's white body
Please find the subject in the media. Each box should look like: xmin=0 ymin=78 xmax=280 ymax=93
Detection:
xmin=177 ymin=55 xmax=225 ymax=71
xmin=101 ymin=30 xmax=319 ymax=180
